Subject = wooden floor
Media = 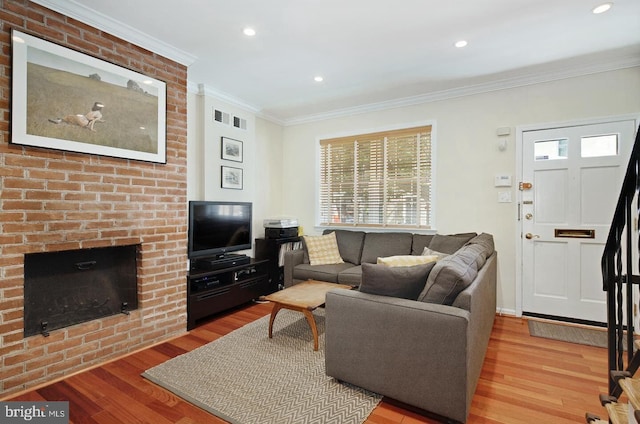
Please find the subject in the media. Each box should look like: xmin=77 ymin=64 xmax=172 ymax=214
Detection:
xmin=5 ymin=302 xmax=610 ymax=423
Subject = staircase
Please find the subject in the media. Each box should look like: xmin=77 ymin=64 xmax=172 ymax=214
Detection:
xmin=587 ymin=124 xmax=640 ymax=424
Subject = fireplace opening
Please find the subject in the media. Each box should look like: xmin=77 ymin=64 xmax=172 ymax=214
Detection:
xmin=24 ymin=244 xmax=139 ymax=337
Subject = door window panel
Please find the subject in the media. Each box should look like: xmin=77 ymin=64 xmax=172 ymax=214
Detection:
xmin=534 ymin=139 xmax=568 ymax=161
xmin=581 ymin=134 xmax=618 ymax=158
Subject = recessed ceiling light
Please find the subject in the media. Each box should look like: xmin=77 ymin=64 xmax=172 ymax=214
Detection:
xmin=454 ymin=40 xmax=468 ymax=48
xmin=314 ymin=76 xmax=324 ymax=82
xmin=243 ymin=27 xmax=256 ymax=37
xmin=592 ymin=2 xmax=613 ymax=14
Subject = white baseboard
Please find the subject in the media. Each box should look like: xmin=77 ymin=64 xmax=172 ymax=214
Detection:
xmin=496 ymin=307 xmax=517 ymax=317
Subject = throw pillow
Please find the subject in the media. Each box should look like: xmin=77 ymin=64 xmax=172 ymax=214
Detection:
xmin=377 ymin=255 xmax=438 ymax=267
xmin=421 ymin=247 xmax=449 ymax=260
xmin=360 ymin=262 xmax=435 ymax=300
xmin=418 ymin=243 xmax=486 ymax=305
xmin=303 ymin=232 xmax=344 ymax=266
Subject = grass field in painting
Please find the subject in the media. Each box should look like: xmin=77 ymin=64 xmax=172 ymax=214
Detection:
xmin=26 ymin=63 xmax=160 ymax=154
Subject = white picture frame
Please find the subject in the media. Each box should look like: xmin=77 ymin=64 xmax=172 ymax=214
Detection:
xmin=11 ymin=29 xmax=167 ymax=164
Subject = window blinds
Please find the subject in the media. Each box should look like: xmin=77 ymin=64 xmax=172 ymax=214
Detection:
xmin=319 ymin=125 xmax=432 ymax=228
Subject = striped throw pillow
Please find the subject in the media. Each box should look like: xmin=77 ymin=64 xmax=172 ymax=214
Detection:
xmin=377 ymin=255 xmax=438 ymax=267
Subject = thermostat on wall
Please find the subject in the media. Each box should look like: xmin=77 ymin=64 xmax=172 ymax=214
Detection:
xmin=494 ymin=174 xmax=512 ymax=187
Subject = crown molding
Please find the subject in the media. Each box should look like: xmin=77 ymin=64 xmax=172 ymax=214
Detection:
xmin=192 ymin=52 xmax=639 ymax=127
xmin=190 ymin=82 xmax=287 ymax=125
xmin=195 ymin=84 xmax=261 ymax=115
xmin=31 ymin=0 xmax=197 ymax=66
xmin=282 ymin=54 xmax=640 ymax=126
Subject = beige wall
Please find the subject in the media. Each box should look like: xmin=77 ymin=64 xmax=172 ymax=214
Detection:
xmin=278 ymin=67 xmax=640 ymax=314
xmin=188 ymin=68 xmax=640 ymax=314
xmin=187 ymin=92 xmax=286 ymax=242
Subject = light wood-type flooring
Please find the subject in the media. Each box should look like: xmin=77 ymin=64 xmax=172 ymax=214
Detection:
xmin=5 ymin=301 xmax=610 ymax=423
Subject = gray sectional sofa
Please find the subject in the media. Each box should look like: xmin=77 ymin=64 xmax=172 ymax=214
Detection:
xmin=282 ymin=229 xmax=497 ymax=423
xmin=283 ymin=229 xmax=477 ymax=287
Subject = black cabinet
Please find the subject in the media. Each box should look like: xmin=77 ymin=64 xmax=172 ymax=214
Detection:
xmin=255 ymin=237 xmax=300 ymax=290
xmin=187 ymin=258 xmax=269 ymax=330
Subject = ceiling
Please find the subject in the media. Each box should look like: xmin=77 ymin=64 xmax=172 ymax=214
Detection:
xmin=33 ymin=0 xmax=640 ymax=125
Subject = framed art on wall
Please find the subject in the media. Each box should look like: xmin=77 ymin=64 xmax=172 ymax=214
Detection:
xmin=221 ymin=166 xmax=243 ymax=190
xmin=221 ymin=137 xmax=243 ymax=162
xmin=11 ymin=29 xmax=167 ymax=164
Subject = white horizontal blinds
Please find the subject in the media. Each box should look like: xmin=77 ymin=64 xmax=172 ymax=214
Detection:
xmin=319 ymin=139 xmax=355 ymax=224
xmin=356 ymin=135 xmax=385 ymax=225
xmin=319 ymin=125 xmax=432 ymax=228
xmin=417 ymin=129 xmax=432 ymax=226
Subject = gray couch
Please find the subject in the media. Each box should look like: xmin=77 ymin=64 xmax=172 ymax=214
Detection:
xmin=283 ymin=229 xmax=477 ymax=287
xmin=283 ymin=229 xmax=497 ymax=423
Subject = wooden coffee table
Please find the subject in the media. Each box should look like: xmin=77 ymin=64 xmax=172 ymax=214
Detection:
xmin=261 ymin=280 xmax=352 ymax=351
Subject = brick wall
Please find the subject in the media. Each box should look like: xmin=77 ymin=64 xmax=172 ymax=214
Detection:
xmin=0 ymin=0 xmax=188 ymax=395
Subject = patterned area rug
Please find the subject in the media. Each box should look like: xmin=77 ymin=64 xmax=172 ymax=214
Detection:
xmin=528 ymin=319 xmax=607 ymax=348
xmin=143 ymin=309 xmax=381 ymax=424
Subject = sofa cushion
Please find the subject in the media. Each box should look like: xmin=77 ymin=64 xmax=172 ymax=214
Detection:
xmin=360 ymin=232 xmax=413 ymax=264
xmin=428 ymin=233 xmax=476 ymax=254
xmin=411 ymin=234 xmax=434 ymax=255
xmin=377 ymin=255 xmax=438 ymax=267
xmin=324 ymin=229 xmax=366 ymax=265
xmin=466 ymin=232 xmax=495 ymax=258
xmin=360 ymin=262 xmax=435 ymax=300
xmin=301 ymin=237 xmax=311 ymax=264
xmin=293 ymin=263 xmax=356 ymax=283
xmin=303 ymin=232 xmax=344 ymax=266
xmin=337 ymin=265 xmax=362 ymax=285
xmin=418 ymin=243 xmax=486 ymax=305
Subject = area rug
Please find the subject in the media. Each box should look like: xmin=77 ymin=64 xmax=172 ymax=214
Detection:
xmin=142 ymin=309 xmax=381 ymax=424
xmin=528 ymin=319 xmax=607 ymax=348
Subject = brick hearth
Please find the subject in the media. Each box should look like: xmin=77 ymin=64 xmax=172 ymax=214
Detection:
xmin=0 ymin=0 xmax=188 ymax=395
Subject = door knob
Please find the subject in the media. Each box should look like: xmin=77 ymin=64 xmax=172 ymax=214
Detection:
xmin=525 ymin=233 xmax=540 ymax=239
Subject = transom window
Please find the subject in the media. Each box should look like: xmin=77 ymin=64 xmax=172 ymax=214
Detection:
xmin=581 ymin=134 xmax=618 ymax=158
xmin=318 ymin=125 xmax=433 ymax=229
xmin=534 ymin=134 xmax=619 ymax=161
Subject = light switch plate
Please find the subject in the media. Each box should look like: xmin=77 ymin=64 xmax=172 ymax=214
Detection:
xmin=498 ymin=191 xmax=512 ymax=203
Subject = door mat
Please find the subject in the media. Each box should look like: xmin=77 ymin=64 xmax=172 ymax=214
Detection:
xmin=528 ymin=319 xmax=608 ymax=348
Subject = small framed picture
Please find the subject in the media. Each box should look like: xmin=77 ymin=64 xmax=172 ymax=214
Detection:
xmin=221 ymin=136 xmax=243 ymax=162
xmin=221 ymin=166 xmax=243 ymax=190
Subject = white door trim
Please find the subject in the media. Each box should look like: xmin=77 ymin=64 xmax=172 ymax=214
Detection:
xmin=515 ymin=113 xmax=640 ymax=318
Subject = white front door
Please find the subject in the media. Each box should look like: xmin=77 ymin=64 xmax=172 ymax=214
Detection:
xmin=521 ymin=118 xmax=637 ymax=323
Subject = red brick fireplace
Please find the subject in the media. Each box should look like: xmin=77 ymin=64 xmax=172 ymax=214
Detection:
xmin=0 ymin=0 xmax=188 ymax=395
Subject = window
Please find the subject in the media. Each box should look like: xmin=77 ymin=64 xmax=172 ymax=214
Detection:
xmin=581 ymin=134 xmax=618 ymax=157
xmin=319 ymin=125 xmax=433 ymax=229
xmin=534 ymin=138 xmax=568 ymax=161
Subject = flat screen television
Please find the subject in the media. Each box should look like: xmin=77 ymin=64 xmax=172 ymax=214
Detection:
xmin=188 ymin=201 xmax=252 ymax=259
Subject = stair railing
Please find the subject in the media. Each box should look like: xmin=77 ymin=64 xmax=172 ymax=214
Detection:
xmin=602 ymin=124 xmax=640 ymax=396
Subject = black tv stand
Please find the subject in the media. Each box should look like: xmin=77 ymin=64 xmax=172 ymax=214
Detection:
xmin=187 ymin=258 xmax=270 ymax=329
xmin=193 ymin=254 xmax=250 ymax=271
